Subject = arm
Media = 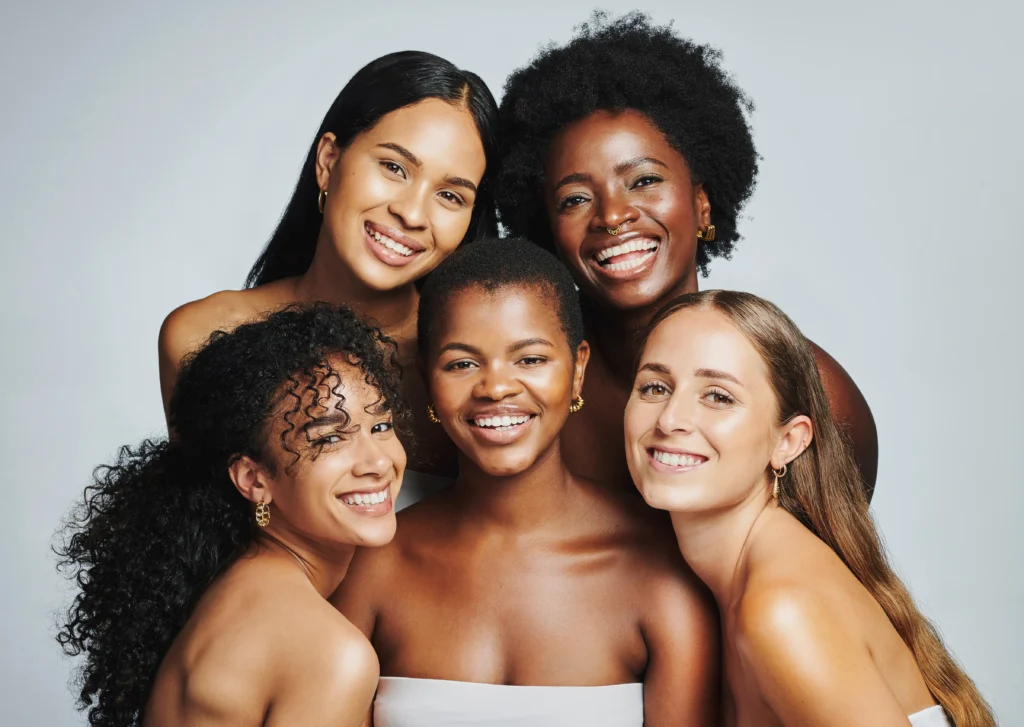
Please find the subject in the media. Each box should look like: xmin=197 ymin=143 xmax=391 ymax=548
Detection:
xmin=641 ymin=567 xmax=721 ymax=727
xmin=738 ymin=587 xmax=911 ymax=726
xmin=808 ymin=341 xmax=879 ymax=499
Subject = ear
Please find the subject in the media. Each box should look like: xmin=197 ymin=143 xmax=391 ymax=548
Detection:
xmin=315 ymin=132 xmax=342 ymax=193
xmin=228 ymin=454 xmax=274 ymax=506
xmin=571 ymin=340 xmax=591 ymax=400
xmin=771 ymin=415 xmax=813 ymax=470
xmin=694 ymin=183 xmax=712 ymax=229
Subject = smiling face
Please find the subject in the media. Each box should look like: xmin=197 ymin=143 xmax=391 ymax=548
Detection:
xmin=425 ymin=284 xmax=587 ymax=477
xmin=543 ymin=110 xmax=711 ymax=312
xmin=624 ymin=307 xmax=789 ymax=513
xmin=255 ymin=360 xmax=407 ymax=548
xmin=316 ymin=98 xmax=487 ymax=291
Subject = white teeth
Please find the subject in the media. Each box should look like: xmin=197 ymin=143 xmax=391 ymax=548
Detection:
xmin=370 ymin=228 xmax=414 ymax=256
xmin=595 ymin=238 xmax=659 ymax=263
xmin=342 ymin=489 xmax=388 ymax=506
xmin=472 ymin=414 xmax=531 ymax=429
xmin=652 ymin=450 xmax=704 ymax=468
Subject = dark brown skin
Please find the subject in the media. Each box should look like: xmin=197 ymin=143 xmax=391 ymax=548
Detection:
xmin=332 ymin=286 xmax=720 ymax=726
xmin=544 ymin=110 xmax=878 ymax=498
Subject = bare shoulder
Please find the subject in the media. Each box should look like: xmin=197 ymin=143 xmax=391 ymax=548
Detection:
xmin=806 ymin=338 xmax=879 ymax=494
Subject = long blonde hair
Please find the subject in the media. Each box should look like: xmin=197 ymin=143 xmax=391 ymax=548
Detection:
xmin=643 ymin=290 xmax=994 ymax=726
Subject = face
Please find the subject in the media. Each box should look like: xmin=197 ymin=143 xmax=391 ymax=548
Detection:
xmin=426 ymin=285 xmax=588 ymax=477
xmin=248 ymin=361 xmax=407 ymax=548
xmin=544 ymin=110 xmax=711 ymax=312
xmin=316 ymin=98 xmax=487 ymax=291
xmin=624 ymin=307 xmax=808 ymax=513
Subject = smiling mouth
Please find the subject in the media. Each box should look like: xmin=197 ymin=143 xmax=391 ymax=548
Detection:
xmin=365 ymin=222 xmax=418 ymax=257
xmin=648 ymin=448 xmax=708 ymax=470
xmin=593 ymin=238 xmax=660 ymax=272
xmin=337 ymin=482 xmax=393 ymax=516
xmin=469 ymin=414 xmax=535 ymax=430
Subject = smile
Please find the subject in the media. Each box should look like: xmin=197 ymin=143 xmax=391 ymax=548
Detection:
xmin=364 ymin=222 xmax=426 ymax=268
xmin=590 ymin=235 xmax=661 ymax=279
xmin=337 ymin=481 xmax=393 ymax=516
xmin=648 ymin=448 xmax=708 ymax=471
xmin=469 ymin=414 xmax=534 ymax=430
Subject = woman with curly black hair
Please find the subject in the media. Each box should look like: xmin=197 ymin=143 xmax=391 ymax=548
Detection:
xmin=57 ymin=304 xmax=409 ymax=727
xmin=496 ymin=11 xmax=879 ymax=499
xmin=160 ymin=50 xmax=499 ymax=483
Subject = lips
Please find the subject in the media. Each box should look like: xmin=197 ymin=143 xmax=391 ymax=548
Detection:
xmin=363 ymin=221 xmax=427 ymax=268
xmin=336 ymin=481 xmax=394 ymax=517
xmin=588 ymin=231 xmax=662 ymax=280
xmin=464 ymin=407 xmax=537 ymax=446
xmin=646 ymin=447 xmax=708 ymax=473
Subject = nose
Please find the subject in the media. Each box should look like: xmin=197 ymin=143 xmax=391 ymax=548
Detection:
xmin=472 ymin=362 xmax=522 ymax=401
xmin=388 ymin=182 xmax=429 ymax=231
xmin=591 ymin=188 xmax=640 ymax=234
xmin=350 ymin=431 xmax=393 ymax=479
xmin=655 ymin=391 xmax=697 ymax=437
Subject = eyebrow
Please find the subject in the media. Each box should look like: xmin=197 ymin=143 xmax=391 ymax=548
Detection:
xmin=552 ymin=156 xmax=668 ymax=192
xmin=444 ymin=175 xmax=478 ymax=193
xmin=377 ymin=142 xmax=421 ymax=167
xmin=302 ymin=412 xmax=350 ymax=431
xmin=438 ymin=338 xmax=556 ymax=357
xmin=637 ymin=363 xmax=744 ymax=387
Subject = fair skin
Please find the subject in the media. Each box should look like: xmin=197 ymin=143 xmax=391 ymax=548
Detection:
xmin=159 ymin=98 xmax=486 ymax=473
xmin=544 ymin=110 xmax=879 ymax=495
xmin=332 ymin=285 xmax=719 ymax=726
xmin=623 ymin=307 xmax=938 ymax=727
xmin=144 ymin=365 xmax=407 ymax=727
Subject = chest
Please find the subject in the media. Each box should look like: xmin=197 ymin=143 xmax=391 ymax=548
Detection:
xmin=373 ymin=546 xmax=648 ymax=685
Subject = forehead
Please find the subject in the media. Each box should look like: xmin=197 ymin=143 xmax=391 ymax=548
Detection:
xmin=643 ymin=308 xmax=765 ymax=378
xmin=269 ymin=359 xmax=384 ymax=422
xmin=435 ymin=285 xmax=565 ymax=346
xmin=355 ymin=98 xmax=486 ymax=178
xmin=546 ymin=109 xmax=688 ymax=176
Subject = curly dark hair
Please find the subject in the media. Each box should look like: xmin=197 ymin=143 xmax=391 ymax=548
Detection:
xmin=417 ymin=237 xmax=585 ymax=355
xmin=55 ymin=304 xmax=407 ymax=727
xmin=496 ymin=11 xmax=759 ymax=276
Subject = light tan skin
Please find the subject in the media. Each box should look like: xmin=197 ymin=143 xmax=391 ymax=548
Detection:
xmin=624 ymin=308 xmax=937 ymax=726
xmin=545 ymin=110 xmax=879 ymax=497
xmin=159 ymin=98 xmax=487 ymax=473
xmin=332 ymin=286 xmax=720 ymax=726
xmin=144 ymin=367 xmax=407 ymax=727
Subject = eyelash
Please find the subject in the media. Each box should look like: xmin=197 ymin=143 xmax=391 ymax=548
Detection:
xmin=631 ymin=174 xmax=662 ymax=189
xmin=703 ymin=388 xmax=735 ymax=406
xmin=380 ymin=160 xmax=406 ymax=178
xmin=638 ymin=381 xmax=670 ymax=397
xmin=557 ymin=174 xmax=664 ymax=211
xmin=438 ymin=190 xmax=467 ymax=207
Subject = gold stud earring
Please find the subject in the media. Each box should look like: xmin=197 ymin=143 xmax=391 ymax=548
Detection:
xmin=771 ymin=464 xmax=788 ymax=499
xmin=255 ymin=499 xmax=270 ymax=527
xmin=318 ymin=188 xmax=327 ymax=214
xmin=569 ymin=395 xmax=585 ymax=414
xmin=696 ymin=224 xmax=716 ymax=242
xmin=426 ymin=404 xmax=441 ymax=424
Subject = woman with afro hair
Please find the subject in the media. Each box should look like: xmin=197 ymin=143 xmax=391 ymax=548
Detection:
xmin=57 ymin=304 xmax=408 ymax=727
xmin=496 ymin=11 xmax=879 ymax=499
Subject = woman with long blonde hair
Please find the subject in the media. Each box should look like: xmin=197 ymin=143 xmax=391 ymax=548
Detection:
xmin=624 ymin=290 xmax=993 ymax=726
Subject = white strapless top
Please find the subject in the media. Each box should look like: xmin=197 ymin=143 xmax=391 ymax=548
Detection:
xmin=395 ymin=471 xmax=451 ymax=512
xmin=909 ymin=705 xmax=952 ymax=726
xmin=373 ymin=677 xmax=644 ymax=727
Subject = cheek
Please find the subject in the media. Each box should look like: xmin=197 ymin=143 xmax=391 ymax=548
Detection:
xmin=430 ymin=208 xmax=473 ymax=252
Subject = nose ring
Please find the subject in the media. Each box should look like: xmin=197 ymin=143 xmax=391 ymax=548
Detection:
xmin=605 ymin=225 xmax=622 ymax=236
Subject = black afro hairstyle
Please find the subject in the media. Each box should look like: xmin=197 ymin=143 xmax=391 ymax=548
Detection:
xmin=417 ymin=237 xmax=585 ymax=355
xmin=55 ymin=304 xmax=407 ymax=727
xmin=496 ymin=10 xmax=759 ymax=276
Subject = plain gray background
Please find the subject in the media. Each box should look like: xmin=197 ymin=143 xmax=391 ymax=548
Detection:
xmin=2 ymin=0 xmax=1020 ymax=723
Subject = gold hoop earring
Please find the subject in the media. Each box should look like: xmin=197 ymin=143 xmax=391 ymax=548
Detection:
xmin=605 ymin=225 xmax=622 ymax=236
xmin=255 ymin=499 xmax=270 ymax=527
xmin=318 ymin=188 xmax=327 ymax=214
xmin=696 ymin=224 xmax=716 ymax=242
xmin=569 ymin=395 xmax=585 ymax=414
xmin=771 ymin=464 xmax=788 ymax=499
xmin=426 ymin=404 xmax=441 ymax=424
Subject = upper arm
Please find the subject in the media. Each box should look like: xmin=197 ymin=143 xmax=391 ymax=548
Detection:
xmin=641 ymin=566 xmax=721 ymax=727
xmin=738 ymin=588 xmax=910 ymax=726
xmin=158 ymin=302 xmax=214 ymax=420
xmin=329 ymin=546 xmax=389 ymax=640
xmin=809 ymin=341 xmax=879 ymax=499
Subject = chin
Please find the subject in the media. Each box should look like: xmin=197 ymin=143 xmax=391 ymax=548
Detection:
xmin=350 ymin=520 xmax=398 ymax=548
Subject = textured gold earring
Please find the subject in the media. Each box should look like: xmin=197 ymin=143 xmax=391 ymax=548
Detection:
xmin=255 ymin=499 xmax=270 ymax=527
xmin=426 ymin=404 xmax=441 ymax=424
xmin=771 ymin=464 xmax=788 ymax=499
xmin=318 ymin=188 xmax=327 ymax=214
xmin=697 ymin=224 xmax=716 ymax=242
xmin=569 ymin=395 xmax=585 ymax=414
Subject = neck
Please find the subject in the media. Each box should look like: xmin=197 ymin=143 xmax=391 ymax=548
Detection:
xmin=255 ymin=529 xmax=356 ymax=599
xmin=668 ymin=483 xmax=776 ymax=607
xmin=582 ymin=275 xmax=699 ymax=384
xmin=294 ymin=232 xmax=419 ymax=336
xmin=451 ymin=443 xmax=576 ymax=532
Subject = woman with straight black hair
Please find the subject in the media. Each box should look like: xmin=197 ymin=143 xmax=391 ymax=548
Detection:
xmin=160 ymin=50 xmax=498 ymax=490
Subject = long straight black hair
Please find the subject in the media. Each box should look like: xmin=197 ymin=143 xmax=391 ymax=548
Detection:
xmin=245 ymin=51 xmax=499 ymax=288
